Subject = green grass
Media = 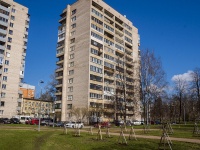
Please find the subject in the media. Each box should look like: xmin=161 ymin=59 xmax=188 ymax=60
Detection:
xmin=0 ymin=124 xmax=200 ymax=150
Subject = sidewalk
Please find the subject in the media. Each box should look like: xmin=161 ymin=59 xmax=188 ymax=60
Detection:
xmin=82 ymin=128 xmax=200 ymax=144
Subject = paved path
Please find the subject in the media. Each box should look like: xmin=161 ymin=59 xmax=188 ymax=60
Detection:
xmin=82 ymin=129 xmax=200 ymax=144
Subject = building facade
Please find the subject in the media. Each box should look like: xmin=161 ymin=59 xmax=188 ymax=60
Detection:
xmin=0 ymin=0 xmax=29 ymax=118
xmin=55 ymin=0 xmax=141 ymax=122
xmin=20 ymin=98 xmax=53 ymax=118
xmin=20 ymin=83 xmax=35 ymax=99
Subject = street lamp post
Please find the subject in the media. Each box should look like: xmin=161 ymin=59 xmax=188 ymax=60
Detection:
xmin=38 ymin=80 xmax=44 ymax=132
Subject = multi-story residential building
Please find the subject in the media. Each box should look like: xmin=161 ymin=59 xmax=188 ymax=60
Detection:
xmin=55 ymin=0 xmax=141 ymax=122
xmin=20 ymin=83 xmax=35 ymax=99
xmin=20 ymin=98 xmax=53 ymax=118
xmin=0 ymin=0 xmax=29 ymax=118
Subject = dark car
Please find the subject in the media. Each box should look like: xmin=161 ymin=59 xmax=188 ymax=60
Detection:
xmin=0 ymin=118 xmax=11 ymax=124
xmin=113 ymin=120 xmax=124 ymax=126
xmin=55 ymin=121 xmax=65 ymax=127
xmin=10 ymin=118 xmax=20 ymax=124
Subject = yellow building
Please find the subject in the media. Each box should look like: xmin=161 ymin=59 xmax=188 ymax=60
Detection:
xmin=21 ymin=98 xmax=53 ymax=118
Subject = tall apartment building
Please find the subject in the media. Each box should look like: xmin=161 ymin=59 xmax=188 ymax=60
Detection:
xmin=0 ymin=0 xmax=29 ymax=118
xmin=55 ymin=0 xmax=141 ymax=122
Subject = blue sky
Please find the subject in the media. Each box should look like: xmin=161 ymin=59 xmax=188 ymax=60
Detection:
xmin=14 ymin=0 xmax=200 ymax=94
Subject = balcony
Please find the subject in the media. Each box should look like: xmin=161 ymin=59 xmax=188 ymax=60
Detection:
xmin=55 ymin=92 xmax=62 ymax=96
xmin=0 ymin=5 xmax=10 ymax=13
xmin=23 ymin=38 xmax=28 ymax=42
xmin=56 ymin=60 xmax=64 ymax=65
xmin=59 ymin=16 xmax=66 ymax=23
xmin=0 ymin=36 xmax=6 ymax=43
xmin=57 ymin=36 xmax=65 ymax=42
xmin=18 ymin=90 xmax=23 ymax=94
xmin=0 ymin=13 xmax=9 ymax=20
xmin=55 ymin=75 xmax=63 ymax=80
xmin=0 ymin=28 xmax=7 ymax=35
xmin=22 ymin=52 xmax=26 ymax=57
xmin=0 ymin=20 xmax=8 ymax=27
xmin=16 ymin=106 xmax=21 ymax=111
xmin=25 ymin=24 xmax=29 ymax=28
xmin=23 ymin=45 xmax=27 ymax=49
xmin=17 ymin=98 xmax=22 ymax=103
xmin=56 ymin=84 xmax=62 ymax=88
xmin=0 ymin=45 xmax=5 ymax=50
xmin=55 ymin=67 xmax=63 ymax=73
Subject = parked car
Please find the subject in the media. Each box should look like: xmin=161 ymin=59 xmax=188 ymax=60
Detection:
xmin=94 ymin=122 xmax=111 ymax=128
xmin=40 ymin=120 xmax=49 ymax=126
xmin=10 ymin=118 xmax=20 ymax=124
xmin=0 ymin=118 xmax=11 ymax=124
xmin=132 ymin=120 xmax=142 ymax=125
xmin=30 ymin=118 xmax=39 ymax=125
xmin=55 ymin=121 xmax=65 ymax=127
xmin=113 ymin=120 xmax=124 ymax=126
xmin=65 ymin=122 xmax=84 ymax=128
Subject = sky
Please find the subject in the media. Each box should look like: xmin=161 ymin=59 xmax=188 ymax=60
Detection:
xmin=13 ymin=0 xmax=200 ymax=94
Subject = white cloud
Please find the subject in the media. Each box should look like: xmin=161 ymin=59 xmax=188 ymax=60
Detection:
xmin=171 ymin=70 xmax=193 ymax=82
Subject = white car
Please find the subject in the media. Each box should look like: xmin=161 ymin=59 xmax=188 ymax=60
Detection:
xmin=65 ymin=122 xmax=84 ymax=128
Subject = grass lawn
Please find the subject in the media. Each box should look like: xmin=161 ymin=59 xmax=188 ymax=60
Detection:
xmin=0 ymin=125 xmax=200 ymax=150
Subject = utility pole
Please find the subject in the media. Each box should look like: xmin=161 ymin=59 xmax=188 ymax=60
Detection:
xmin=38 ymin=80 xmax=44 ymax=132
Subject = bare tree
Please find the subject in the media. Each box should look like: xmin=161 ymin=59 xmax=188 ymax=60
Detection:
xmin=190 ymin=68 xmax=200 ymax=118
xmin=70 ymin=106 xmax=90 ymax=122
xmin=172 ymin=76 xmax=188 ymax=123
xmin=40 ymin=73 xmax=57 ymax=101
xmin=140 ymin=49 xmax=167 ymax=124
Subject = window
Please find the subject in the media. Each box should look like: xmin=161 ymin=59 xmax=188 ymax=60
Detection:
xmin=2 ymin=84 xmax=6 ymax=89
xmin=1 ymin=101 xmax=5 ymax=107
xmin=70 ymin=30 xmax=76 ymax=36
xmin=67 ymin=104 xmax=72 ymax=109
xmin=1 ymin=92 xmax=6 ymax=98
xmin=69 ymin=53 xmax=74 ymax=59
xmin=69 ymin=61 xmax=74 ymax=67
xmin=90 ymin=48 xmax=100 ymax=56
xmin=68 ymin=78 xmax=73 ymax=84
xmin=68 ymin=86 xmax=73 ymax=92
xmin=70 ymin=38 xmax=75 ymax=44
xmin=90 ymin=74 xmax=102 ymax=82
xmin=5 ymin=60 xmax=9 ymax=65
xmin=10 ymin=23 xmax=14 ymax=27
xmin=90 ymin=83 xmax=102 ymax=91
xmin=91 ymin=24 xmax=103 ymax=33
xmin=67 ymin=95 xmax=73 ymax=100
xmin=70 ymin=46 xmax=75 ymax=51
xmin=91 ymin=8 xmax=103 ymax=18
xmin=11 ymin=16 xmax=15 ymax=20
xmin=8 ymin=37 xmax=12 ymax=43
xmin=0 ymin=110 xmax=4 ymax=115
xmin=90 ymin=93 xmax=102 ymax=99
xmin=91 ymin=32 xmax=103 ymax=41
xmin=7 ymin=45 xmax=11 ymax=50
xmin=90 ymin=56 xmax=102 ymax=65
xmin=104 ymin=24 xmax=114 ymax=32
xmin=71 ymin=16 xmax=76 ymax=22
xmin=4 ymin=68 xmax=8 ymax=72
xmin=9 ymin=30 xmax=13 ymax=35
xmin=0 ymin=16 xmax=8 ymax=23
xmin=71 ymin=9 xmax=76 ymax=15
xmin=68 ymin=70 xmax=74 ymax=75
xmin=6 ymin=52 xmax=10 ymax=57
xmin=12 ymin=8 xmax=16 ymax=13
xmin=3 ymin=76 xmax=7 ymax=81
xmin=71 ymin=23 xmax=76 ymax=29
xmin=90 ymin=65 xmax=102 ymax=74
xmin=91 ymin=16 xmax=103 ymax=25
